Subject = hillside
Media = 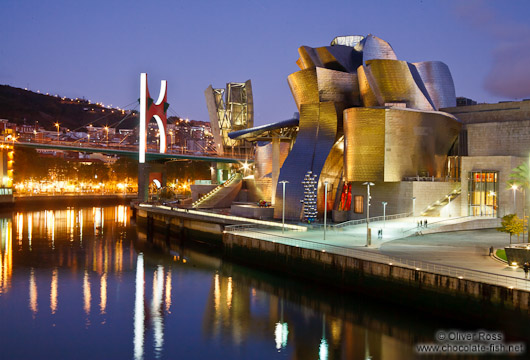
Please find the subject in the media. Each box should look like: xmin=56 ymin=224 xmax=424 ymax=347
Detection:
xmin=0 ymin=85 xmax=138 ymax=131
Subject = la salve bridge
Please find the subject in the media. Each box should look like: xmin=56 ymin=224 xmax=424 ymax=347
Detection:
xmin=7 ymin=140 xmax=251 ymax=164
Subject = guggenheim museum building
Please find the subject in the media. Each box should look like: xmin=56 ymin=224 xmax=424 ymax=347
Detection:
xmin=206 ymin=34 xmax=530 ymax=222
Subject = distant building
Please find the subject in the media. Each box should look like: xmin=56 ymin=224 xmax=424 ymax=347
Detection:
xmin=205 ymin=81 xmax=253 ymax=157
xmin=456 ymin=97 xmax=477 ymax=106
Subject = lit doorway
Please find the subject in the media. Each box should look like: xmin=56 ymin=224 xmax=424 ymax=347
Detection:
xmin=468 ymin=171 xmax=498 ymax=216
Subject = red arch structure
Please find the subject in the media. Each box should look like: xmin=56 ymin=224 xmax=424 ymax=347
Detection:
xmin=139 ymin=73 xmax=169 ymax=163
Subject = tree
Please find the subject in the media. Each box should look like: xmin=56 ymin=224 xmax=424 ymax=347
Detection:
xmin=498 ymin=214 xmax=525 ymax=244
xmin=509 ymin=161 xmax=530 ymax=241
xmin=111 ymin=157 xmax=138 ymax=183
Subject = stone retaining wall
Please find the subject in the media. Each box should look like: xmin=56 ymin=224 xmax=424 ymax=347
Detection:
xmin=223 ymin=232 xmax=530 ymax=315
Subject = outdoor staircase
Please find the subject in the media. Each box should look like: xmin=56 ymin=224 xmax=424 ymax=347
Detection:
xmin=192 ymin=173 xmax=243 ymax=209
xmin=420 ymin=187 xmax=462 ymax=217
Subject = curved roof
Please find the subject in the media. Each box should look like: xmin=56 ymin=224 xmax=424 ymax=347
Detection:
xmin=228 ymin=117 xmax=299 ymax=140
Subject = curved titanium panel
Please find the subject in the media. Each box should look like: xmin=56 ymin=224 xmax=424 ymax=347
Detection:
xmin=288 ymin=68 xmax=360 ymax=111
xmin=357 ymin=65 xmax=380 ymax=107
xmin=413 ymin=61 xmax=456 ymax=109
xmin=254 ymin=142 xmax=290 ymax=180
xmin=364 ymin=59 xmax=435 ymax=111
xmin=316 ymin=67 xmax=361 ymax=107
xmin=317 ymin=136 xmax=344 ymax=215
xmin=343 ymin=108 xmax=386 ymax=181
xmin=287 ymin=69 xmax=319 ymax=110
xmin=362 ymin=34 xmax=397 ymax=63
xmin=343 ymin=107 xmax=462 ymax=182
xmin=298 ymin=46 xmax=323 ymax=70
xmin=274 ymin=102 xmax=338 ymax=219
xmin=297 ymin=45 xmax=361 ymax=73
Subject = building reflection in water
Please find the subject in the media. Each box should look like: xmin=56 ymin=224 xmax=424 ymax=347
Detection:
xmin=4 ymin=205 xmax=425 ymax=359
xmin=29 ymin=267 xmax=37 ymax=315
xmin=27 ymin=213 xmax=32 ymax=251
xmin=0 ymin=217 xmax=12 ymax=294
xmin=274 ymin=300 xmax=288 ymax=351
xmin=133 ymin=252 xmax=174 ymax=360
xmin=50 ymin=267 xmax=58 ymax=314
xmin=134 ymin=253 xmax=144 ymax=360
xmin=100 ymin=272 xmax=107 ymax=315
xmin=83 ymin=270 xmax=91 ymax=317
xmin=152 ymin=265 xmax=165 ymax=358
xmin=319 ymin=314 xmax=328 ymax=360
xmin=202 ymin=270 xmax=416 ymax=360
xmin=4 ymin=206 xmax=135 ymax=328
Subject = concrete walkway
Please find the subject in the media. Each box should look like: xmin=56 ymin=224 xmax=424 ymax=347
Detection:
xmin=229 ymin=215 xmax=530 ymax=288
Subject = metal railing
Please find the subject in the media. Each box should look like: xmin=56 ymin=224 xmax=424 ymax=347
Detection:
xmin=333 ymin=212 xmax=412 ymax=229
xmin=225 ymin=227 xmax=530 ymax=291
xmin=192 ymin=173 xmax=242 ymax=208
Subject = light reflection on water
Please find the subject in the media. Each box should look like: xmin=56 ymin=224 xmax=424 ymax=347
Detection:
xmin=0 ymin=205 xmax=521 ymax=359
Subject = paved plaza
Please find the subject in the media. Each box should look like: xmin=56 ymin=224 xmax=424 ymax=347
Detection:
xmin=231 ymin=215 xmax=528 ymax=281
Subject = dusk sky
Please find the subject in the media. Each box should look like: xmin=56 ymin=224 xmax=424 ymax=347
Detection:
xmin=2 ymin=0 xmax=530 ymax=126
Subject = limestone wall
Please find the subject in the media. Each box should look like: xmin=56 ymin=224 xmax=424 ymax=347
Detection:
xmin=461 ymin=156 xmax=525 ymax=218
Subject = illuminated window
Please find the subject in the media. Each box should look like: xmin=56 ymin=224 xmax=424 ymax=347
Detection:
xmin=468 ymin=171 xmax=498 ymax=217
xmin=354 ymin=195 xmax=364 ymax=214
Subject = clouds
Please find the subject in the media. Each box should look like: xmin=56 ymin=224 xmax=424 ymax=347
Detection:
xmin=455 ymin=0 xmax=530 ymax=99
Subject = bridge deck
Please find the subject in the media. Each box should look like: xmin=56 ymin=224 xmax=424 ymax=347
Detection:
xmin=3 ymin=141 xmax=252 ymax=163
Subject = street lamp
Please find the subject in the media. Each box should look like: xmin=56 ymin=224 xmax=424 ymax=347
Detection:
xmin=324 ymin=181 xmax=329 ymax=240
xmin=512 ymin=184 xmax=518 ymax=214
xmin=412 ymin=196 xmax=416 ymax=226
xmin=382 ymin=201 xmax=387 ymax=228
xmin=104 ymin=126 xmax=109 ymax=146
xmin=279 ymin=180 xmax=288 ymax=233
xmin=362 ymin=182 xmax=374 ymax=246
xmin=54 ymin=122 xmax=60 ymax=141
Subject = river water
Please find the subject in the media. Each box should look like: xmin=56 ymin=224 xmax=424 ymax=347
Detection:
xmin=0 ymin=205 xmax=526 ymax=359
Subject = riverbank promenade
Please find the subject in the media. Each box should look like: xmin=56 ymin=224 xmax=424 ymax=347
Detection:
xmin=225 ymin=215 xmax=530 ymax=291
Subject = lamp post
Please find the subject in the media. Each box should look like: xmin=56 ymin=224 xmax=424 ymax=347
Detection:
xmin=104 ymin=126 xmax=109 ymax=147
xmin=512 ymin=184 xmax=518 ymax=214
xmin=324 ymin=181 xmax=328 ymax=240
xmin=279 ymin=181 xmax=288 ymax=233
xmin=362 ymin=182 xmax=374 ymax=246
xmin=382 ymin=201 xmax=387 ymax=228
xmin=54 ymin=122 xmax=60 ymax=141
xmin=412 ymin=197 xmax=416 ymax=224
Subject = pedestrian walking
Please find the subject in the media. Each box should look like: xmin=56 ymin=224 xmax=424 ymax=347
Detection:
xmin=524 ymin=262 xmax=530 ymax=279
xmin=380 ymin=229 xmax=383 ymax=239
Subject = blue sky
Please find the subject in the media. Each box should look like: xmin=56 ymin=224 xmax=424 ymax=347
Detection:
xmin=2 ymin=0 xmax=530 ymax=125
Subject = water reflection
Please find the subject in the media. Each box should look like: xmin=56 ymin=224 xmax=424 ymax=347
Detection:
xmin=134 ymin=253 xmax=144 ymax=360
xmin=0 ymin=217 xmax=12 ymax=293
xmin=0 ymin=205 xmax=527 ymax=359
xmin=83 ymin=270 xmax=91 ymax=317
xmin=50 ymin=267 xmax=58 ymax=314
xmin=29 ymin=267 xmax=37 ymax=315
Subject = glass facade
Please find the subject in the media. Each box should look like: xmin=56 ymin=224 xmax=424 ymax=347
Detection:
xmin=468 ymin=171 xmax=498 ymax=216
